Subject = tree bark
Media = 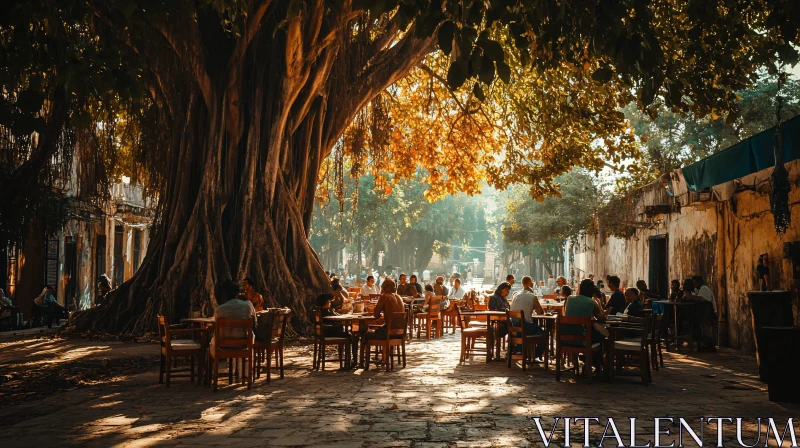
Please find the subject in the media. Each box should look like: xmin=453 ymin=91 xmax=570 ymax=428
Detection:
xmin=70 ymin=5 xmax=433 ymax=334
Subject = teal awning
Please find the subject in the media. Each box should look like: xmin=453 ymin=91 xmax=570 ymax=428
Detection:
xmin=681 ymin=114 xmax=800 ymax=191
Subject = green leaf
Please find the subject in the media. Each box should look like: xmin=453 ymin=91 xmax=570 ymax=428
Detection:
xmin=473 ymin=84 xmax=486 ymax=102
xmin=478 ymin=39 xmax=504 ymax=62
xmin=437 ymin=21 xmax=455 ymax=55
xmin=447 ymin=61 xmax=468 ymax=90
xmin=495 ymin=61 xmax=511 ymax=84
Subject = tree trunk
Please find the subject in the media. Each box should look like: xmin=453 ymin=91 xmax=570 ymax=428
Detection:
xmin=69 ymin=6 xmax=433 ymax=335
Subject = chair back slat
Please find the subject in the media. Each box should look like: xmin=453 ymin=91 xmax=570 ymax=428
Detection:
xmin=213 ymin=318 xmax=254 ymax=350
xmin=506 ymin=310 xmax=526 ymax=345
xmin=428 ymin=296 xmax=443 ymax=316
xmin=157 ymin=315 xmax=169 ymax=346
xmin=557 ymin=315 xmax=592 ymax=348
xmin=387 ymin=312 xmax=407 ymax=338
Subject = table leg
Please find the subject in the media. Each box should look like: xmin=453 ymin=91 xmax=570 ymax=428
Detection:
xmin=494 ymin=320 xmax=502 ymax=361
xmin=605 ymin=330 xmax=614 ymax=382
xmin=486 ymin=321 xmax=494 ymax=363
xmin=673 ymin=304 xmax=679 ymax=350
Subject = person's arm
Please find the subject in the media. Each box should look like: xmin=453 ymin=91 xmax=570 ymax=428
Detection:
xmin=373 ymin=296 xmax=385 ymax=319
xmin=593 ymin=301 xmax=607 ymax=322
xmin=533 ymin=297 xmax=544 ymax=315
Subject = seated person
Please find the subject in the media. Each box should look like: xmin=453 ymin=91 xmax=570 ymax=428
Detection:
xmin=33 ymin=286 xmax=67 ymax=328
xmin=315 ymin=293 xmax=357 ymax=362
xmin=636 ymin=280 xmax=660 ymax=302
xmin=409 ymin=275 xmax=424 ymax=296
xmin=330 ymin=277 xmax=353 ymax=313
xmin=433 ymin=276 xmax=449 ymax=297
xmin=367 ymin=279 xmax=406 ymax=340
xmin=448 ymin=278 xmax=466 ymax=300
xmin=359 ymin=275 xmax=380 ymax=298
xmin=510 ymin=276 xmax=546 ymax=358
xmin=0 ymin=288 xmax=17 ymax=330
xmin=211 ymin=281 xmax=256 ymax=352
xmin=563 ymin=279 xmax=607 ymax=374
xmin=604 ymin=276 xmax=626 ymax=315
xmin=420 ymin=284 xmax=436 ymax=312
xmin=396 ymin=274 xmax=420 ymax=298
xmin=96 ymin=274 xmax=112 ymax=306
xmin=242 ymin=277 xmax=264 ymax=312
xmin=623 ymin=287 xmax=645 ymax=317
xmin=488 ymin=282 xmax=512 ymax=339
xmin=559 ymin=285 xmax=572 ymax=301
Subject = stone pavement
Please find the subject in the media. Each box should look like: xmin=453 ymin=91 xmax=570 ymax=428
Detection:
xmin=0 ymin=333 xmax=798 ymax=447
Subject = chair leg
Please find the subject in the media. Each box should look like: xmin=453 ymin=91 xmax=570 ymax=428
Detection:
xmin=279 ymin=346 xmax=284 ymax=379
xmin=402 ymin=341 xmax=407 ymax=367
xmin=384 ymin=344 xmax=390 ymax=372
xmin=228 ymin=358 xmax=233 ymax=384
xmin=165 ymin=355 xmax=172 ymax=387
xmin=322 ymin=343 xmax=327 ymax=371
xmin=389 ymin=346 xmax=394 ymax=371
xmin=212 ymin=356 xmax=219 ymax=392
xmin=312 ymin=340 xmax=318 ymax=370
xmin=159 ymin=354 xmax=165 ymax=384
xmin=365 ymin=345 xmax=371 ymax=370
xmin=190 ymin=355 xmax=195 ymax=382
xmin=266 ymin=346 xmax=272 ymax=383
xmin=555 ymin=346 xmax=561 ymax=381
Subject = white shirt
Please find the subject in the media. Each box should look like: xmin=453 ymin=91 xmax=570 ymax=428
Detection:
xmin=510 ymin=289 xmax=538 ymax=323
xmin=422 ymin=270 xmax=431 ymax=281
xmin=547 ymin=277 xmax=556 ymax=290
xmin=360 ymin=284 xmax=380 ymax=297
xmin=695 ymin=285 xmax=716 ymax=314
xmin=448 ymin=286 xmax=466 ymax=300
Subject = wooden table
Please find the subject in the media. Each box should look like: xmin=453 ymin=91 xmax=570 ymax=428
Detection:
xmin=652 ymin=300 xmax=697 ymax=350
xmin=323 ymin=313 xmax=380 ymax=368
xmin=460 ymin=310 xmax=507 ymax=362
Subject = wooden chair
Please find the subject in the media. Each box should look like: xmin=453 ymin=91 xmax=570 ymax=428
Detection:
xmin=312 ymin=311 xmax=349 ymax=371
xmin=414 ymin=296 xmax=443 ymax=339
xmin=506 ymin=310 xmax=549 ymax=372
xmin=555 ymin=315 xmax=602 ymax=384
xmin=208 ymin=318 xmax=254 ymax=392
xmin=648 ymin=313 xmax=665 ymax=370
xmin=254 ymin=308 xmax=290 ymax=381
xmin=456 ymin=306 xmax=488 ymax=363
xmin=364 ymin=312 xmax=407 ymax=371
xmin=441 ymin=300 xmax=459 ymax=334
xmin=157 ymin=315 xmax=204 ymax=387
xmin=611 ymin=316 xmax=654 ymax=385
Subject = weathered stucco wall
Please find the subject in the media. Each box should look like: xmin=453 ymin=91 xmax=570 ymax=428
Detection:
xmin=573 ymin=160 xmax=800 ymax=351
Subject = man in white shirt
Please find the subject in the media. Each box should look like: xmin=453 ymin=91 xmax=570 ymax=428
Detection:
xmin=359 ymin=275 xmax=381 ymax=297
xmin=546 ymin=274 xmax=556 ymax=291
xmin=509 ymin=276 xmax=546 ymax=358
xmin=448 ymin=278 xmax=467 ymax=300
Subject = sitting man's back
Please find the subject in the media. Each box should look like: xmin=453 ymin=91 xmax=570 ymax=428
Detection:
xmin=214 ymin=282 xmax=256 ymax=343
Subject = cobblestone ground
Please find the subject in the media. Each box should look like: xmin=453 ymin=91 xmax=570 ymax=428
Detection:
xmin=0 ymin=333 xmax=798 ymax=447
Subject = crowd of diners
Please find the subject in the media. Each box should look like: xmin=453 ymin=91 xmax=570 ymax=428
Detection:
xmin=312 ymin=267 xmax=718 ymax=372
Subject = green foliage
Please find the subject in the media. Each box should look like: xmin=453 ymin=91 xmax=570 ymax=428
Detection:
xmin=502 ymin=170 xmax=602 ymax=247
xmin=619 ymin=77 xmax=800 ymax=191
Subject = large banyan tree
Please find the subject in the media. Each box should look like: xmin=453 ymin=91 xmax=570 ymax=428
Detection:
xmin=1 ymin=0 xmax=798 ymax=334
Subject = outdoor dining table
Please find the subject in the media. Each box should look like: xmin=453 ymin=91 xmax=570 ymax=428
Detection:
xmin=459 ymin=310 xmax=507 ymax=362
xmin=323 ymin=313 xmax=380 ymax=368
xmin=652 ymin=300 xmax=696 ymax=350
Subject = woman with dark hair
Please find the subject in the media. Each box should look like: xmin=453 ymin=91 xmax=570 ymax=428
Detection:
xmin=488 ymin=282 xmax=512 ymax=311
xmin=559 ymin=285 xmax=572 ymax=301
xmin=563 ymin=279 xmax=607 ymax=375
xmin=488 ymin=282 xmax=512 ymax=342
xmin=330 ymin=277 xmax=352 ymax=313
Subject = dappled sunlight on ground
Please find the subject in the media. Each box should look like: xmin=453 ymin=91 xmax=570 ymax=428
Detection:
xmin=0 ymin=333 xmax=798 ymax=447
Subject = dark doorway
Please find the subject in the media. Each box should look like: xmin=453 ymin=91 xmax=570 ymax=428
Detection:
xmin=648 ymin=235 xmax=668 ymax=299
xmin=95 ymin=234 xmax=106 ymax=299
xmin=64 ymin=237 xmax=77 ymax=311
xmin=113 ymin=226 xmax=124 ymax=287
